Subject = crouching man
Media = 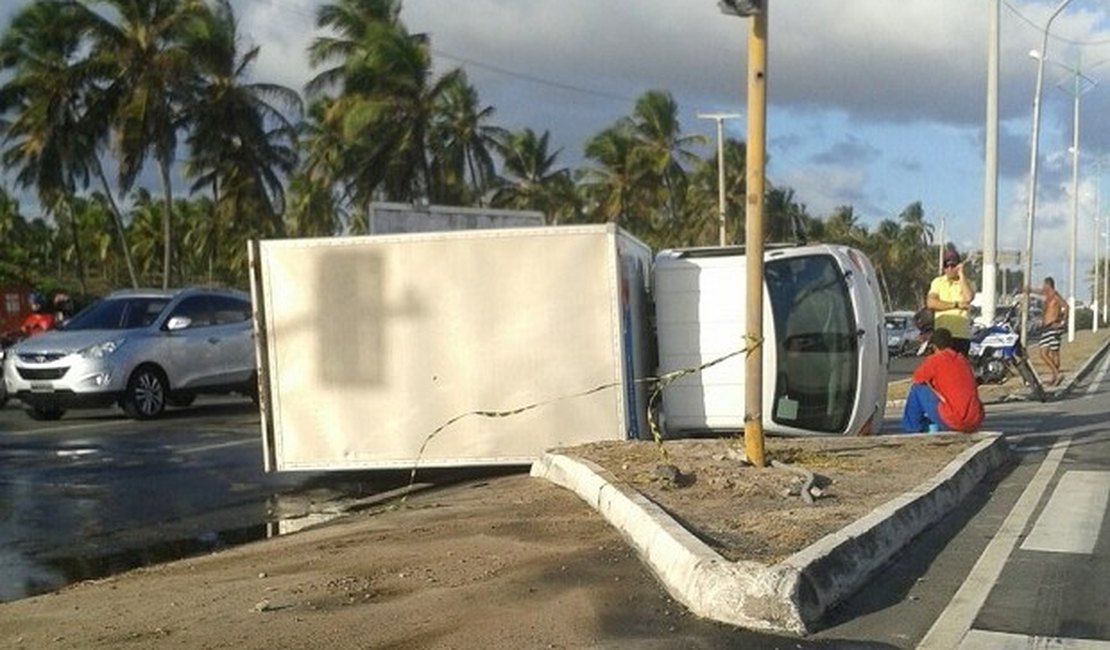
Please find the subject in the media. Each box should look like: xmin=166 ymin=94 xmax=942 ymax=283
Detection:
xmin=902 ymin=328 xmax=985 ymax=433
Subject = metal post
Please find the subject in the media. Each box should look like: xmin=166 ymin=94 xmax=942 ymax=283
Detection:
xmin=1095 ymin=211 xmax=1101 ymax=332
xmin=938 ymin=216 xmax=946 ymax=274
xmin=1068 ymin=68 xmax=1080 ymax=343
xmin=744 ymin=3 xmax=768 ymax=468
xmin=697 ymin=112 xmax=743 ymax=246
xmin=981 ymin=0 xmax=1000 ymax=325
xmin=1021 ymin=0 xmax=1073 ymax=348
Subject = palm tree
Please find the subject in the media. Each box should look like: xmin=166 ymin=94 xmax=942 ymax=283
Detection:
xmin=184 ymin=0 xmax=302 ymax=281
xmin=582 ymin=125 xmax=641 ymax=228
xmin=626 ymin=90 xmax=704 ymax=224
xmin=305 ymin=0 xmax=403 ymax=98
xmin=0 ymin=1 xmax=100 ymax=293
xmin=490 ymin=128 xmax=572 ymax=222
xmin=430 ymin=71 xmax=501 ymax=204
xmin=78 ymin=0 xmax=207 ymax=289
xmin=307 ymin=0 xmax=462 ymax=204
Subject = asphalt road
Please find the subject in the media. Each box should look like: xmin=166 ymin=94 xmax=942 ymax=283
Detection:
xmin=0 ymin=396 xmax=408 ymax=604
xmin=888 ymin=353 xmax=921 ymax=382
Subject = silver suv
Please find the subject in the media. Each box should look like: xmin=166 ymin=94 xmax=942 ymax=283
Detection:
xmin=2 ymin=288 xmax=256 ymax=420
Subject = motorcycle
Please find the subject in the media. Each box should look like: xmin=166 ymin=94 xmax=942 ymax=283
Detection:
xmin=968 ymin=306 xmax=1045 ymax=401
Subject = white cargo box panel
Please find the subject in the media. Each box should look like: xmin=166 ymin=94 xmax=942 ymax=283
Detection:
xmin=250 ymin=224 xmax=653 ymax=471
xmin=367 ymin=202 xmax=544 ymax=233
xmin=654 ymin=245 xmax=888 ymax=437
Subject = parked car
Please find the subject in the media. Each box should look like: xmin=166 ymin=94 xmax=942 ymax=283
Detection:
xmin=2 ymin=288 xmax=257 ymax=421
xmin=885 ymin=311 xmax=921 ymax=357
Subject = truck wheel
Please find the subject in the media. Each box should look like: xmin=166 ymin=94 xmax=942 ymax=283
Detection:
xmin=121 ymin=366 xmax=168 ymax=420
xmin=27 ymin=405 xmax=65 ymax=421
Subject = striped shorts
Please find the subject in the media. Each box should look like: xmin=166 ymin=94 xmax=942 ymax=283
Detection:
xmin=1039 ymin=326 xmax=1064 ymax=351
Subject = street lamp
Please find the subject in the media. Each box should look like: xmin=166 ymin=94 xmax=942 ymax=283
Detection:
xmin=982 ymin=0 xmax=1001 ymax=325
xmin=1020 ymin=0 xmax=1073 ymax=349
xmin=697 ymin=112 xmax=743 ymax=246
xmin=718 ymin=0 xmax=767 ymax=468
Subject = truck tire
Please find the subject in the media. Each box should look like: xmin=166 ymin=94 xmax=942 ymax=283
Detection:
xmin=121 ymin=366 xmax=168 ymax=420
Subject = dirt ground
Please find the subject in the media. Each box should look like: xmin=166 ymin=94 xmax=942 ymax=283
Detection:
xmin=566 ymin=435 xmax=979 ymax=563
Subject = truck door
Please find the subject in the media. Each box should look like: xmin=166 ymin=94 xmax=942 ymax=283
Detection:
xmin=766 ymin=254 xmax=859 ymax=434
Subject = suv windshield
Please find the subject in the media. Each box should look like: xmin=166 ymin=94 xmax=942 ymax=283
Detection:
xmin=766 ymin=254 xmax=858 ymax=434
xmin=62 ymin=297 xmax=172 ymax=330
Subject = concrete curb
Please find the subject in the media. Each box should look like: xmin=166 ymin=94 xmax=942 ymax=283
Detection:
xmin=532 ymin=433 xmax=1009 ymax=634
xmin=1054 ymin=335 xmax=1110 ymax=397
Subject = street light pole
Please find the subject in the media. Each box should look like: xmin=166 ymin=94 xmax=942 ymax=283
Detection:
xmin=1055 ymin=60 xmax=1097 ymax=342
xmin=697 ymin=112 xmax=743 ymax=246
xmin=1068 ymin=68 xmax=1081 ymax=343
xmin=982 ymin=0 xmax=1000 ymax=325
xmin=1020 ymin=0 xmax=1073 ymax=348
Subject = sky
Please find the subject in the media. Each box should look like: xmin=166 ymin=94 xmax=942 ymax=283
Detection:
xmin=4 ymin=0 xmax=1110 ymax=299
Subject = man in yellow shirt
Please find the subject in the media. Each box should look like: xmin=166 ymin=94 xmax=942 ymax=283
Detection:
xmin=927 ymin=249 xmax=974 ymax=355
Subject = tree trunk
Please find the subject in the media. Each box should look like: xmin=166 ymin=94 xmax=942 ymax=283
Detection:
xmin=94 ymin=158 xmax=139 ymax=288
xmin=158 ymin=159 xmax=174 ymax=289
xmin=60 ymin=197 xmax=88 ymax=295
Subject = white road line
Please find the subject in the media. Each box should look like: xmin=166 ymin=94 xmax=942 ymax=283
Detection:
xmin=2 ymin=420 xmax=128 ymax=436
xmin=1085 ymin=353 xmax=1110 ymax=398
xmin=960 ymin=629 xmax=1110 ymax=649
xmin=1020 ymin=471 xmax=1110 ymax=555
xmin=178 ymin=438 xmax=256 ymax=455
xmin=917 ymin=438 xmax=1071 ymax=650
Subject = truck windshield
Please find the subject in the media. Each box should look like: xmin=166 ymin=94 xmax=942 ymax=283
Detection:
xmin=766 ymin=254 xmax=858 ymax=433
xmin=61 ymin=297 xmax=171 ymax=330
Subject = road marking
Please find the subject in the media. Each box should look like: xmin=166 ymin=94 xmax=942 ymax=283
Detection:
xmin=1084 ymin=353 xmax=1110 ymax=398
xmin=1020 ymin=470 xmax=1110 ymax=555
xmin=959 ymin=629 xmax=1110 ymax=649
xmin=917 ymin=438 xmax=1071 ymax=650
xmin=178 ymin=438 xmax=256 ymax=455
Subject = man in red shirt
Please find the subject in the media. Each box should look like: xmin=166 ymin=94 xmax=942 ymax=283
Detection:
xmin=902 ymin=327 xmax=984 ymax=433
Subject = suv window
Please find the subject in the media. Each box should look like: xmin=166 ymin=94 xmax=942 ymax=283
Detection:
xmin=169 ymin=296 xmax=213 ymax=329
xmin=65 ymin=297 xmax=171 ymax=330
xmin=210 ymin=296 xmax=251 ymax=325
xmin=766 ymin=254 xmax=858 ymax=433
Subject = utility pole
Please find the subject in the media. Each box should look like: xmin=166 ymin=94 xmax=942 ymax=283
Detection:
xmin=1057 ymin=61 xmax=1095 ymax=343
xmin=938 ymin=216 xmax=946 ymax=274
xmin=1096 ymin=210 xmax=1101 ymax=333
xmin=1021 ymin=0 xmax=1073 ymax=348
xmin=697 ymin=112 xmax=743 ymax=246
xmin=981 ymin=0 xmax=1000 ymax=325
xmin=719 ymin=0 xmax=768 ymax=467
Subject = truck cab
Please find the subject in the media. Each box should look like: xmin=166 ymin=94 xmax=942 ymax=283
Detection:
xmin=654 ymin=244 xmax=888 ymax=437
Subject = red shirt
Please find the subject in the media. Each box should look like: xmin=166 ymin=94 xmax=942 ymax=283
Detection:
xmin=912 ymin=348 xmax=984 ymax=433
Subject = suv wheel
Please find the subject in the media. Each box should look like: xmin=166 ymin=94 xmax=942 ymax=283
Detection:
xmin=121 ymin=366 xmax=167 ymax=420
xmin=27 ymin=405 xmax=65 ymax=421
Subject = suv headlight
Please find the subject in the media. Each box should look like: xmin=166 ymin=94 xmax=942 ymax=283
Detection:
xmin=79 ymin=339 xmax=122 ymax=359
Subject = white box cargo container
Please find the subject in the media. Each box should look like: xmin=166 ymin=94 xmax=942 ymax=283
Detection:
xmin=249 ymin=224 xmax=653 ymax=471
xmin=654 ymin=244 xmax=888 ymax=436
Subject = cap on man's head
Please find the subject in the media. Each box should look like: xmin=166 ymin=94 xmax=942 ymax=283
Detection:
xmin=943 ymin=250 xmax=960 ymax=267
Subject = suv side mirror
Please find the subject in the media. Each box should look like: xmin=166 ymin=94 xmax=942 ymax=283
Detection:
xmin=166 ymin=316 xmax=192 ymax=331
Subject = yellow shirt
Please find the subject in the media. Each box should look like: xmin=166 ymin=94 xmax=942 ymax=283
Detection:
xmin=929 ymin=275 xmax=971 ymax=339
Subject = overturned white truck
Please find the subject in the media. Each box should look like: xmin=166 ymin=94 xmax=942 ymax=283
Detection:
xmin=249 ymin=225 xmax=888 ymax=471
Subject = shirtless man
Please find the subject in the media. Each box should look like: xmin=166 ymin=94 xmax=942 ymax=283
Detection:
xmin=1032 ymin=277 xmax=1067 ymax=386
